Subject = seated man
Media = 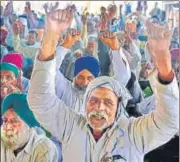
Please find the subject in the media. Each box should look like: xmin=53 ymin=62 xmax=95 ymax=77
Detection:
xmin=0 ymin=53 xmax=29 ymax=96
xmin=1 ymin=93 xmax=58 ymax=162
xmin=28 ymin=8 xmax=179 ymax=162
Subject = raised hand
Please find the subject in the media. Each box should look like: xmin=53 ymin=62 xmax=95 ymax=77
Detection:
xmin=81 ymin=15 xmax=87 ymax=25
xmin=13 ymin=21 xmax=21 ymax=35
xmin=146 ymin=21 xmax=174 ymax=81
xmin=101 ymin=13 xmax=109 ymax=31
xmin=125 ymin=25 xmax=132 ymax=45
xmin=39 ymin=7 xmax=73 ymax=61
xmin=45 ymin=8 xmax=73 ymax=36
xmin=3 ymin=1 xmax=13 ymax=17
xmin=140 ymin=63 xmax=154 ymax=79
xmin=62 ymin=29 xmax=81 ymax=49
xmin=99 ymin=31 xmax=120 ymax=51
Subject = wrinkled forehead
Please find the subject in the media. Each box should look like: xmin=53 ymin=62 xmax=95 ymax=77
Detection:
xmin=0 ymin=70 xmax=16 ymax=77
xmin=89 ymin=86 xmax=117 ymax=99
xmin=3 ymin=108 xmax=19 ymax=119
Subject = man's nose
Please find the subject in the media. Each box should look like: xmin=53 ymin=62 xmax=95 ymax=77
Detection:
xmin=4 ymin=122 xmax=13 ymax=131
xmin=82 ymin=79 xmax=89 ymax=86
xmin=98 ymin=101 xmax=106 ymax=111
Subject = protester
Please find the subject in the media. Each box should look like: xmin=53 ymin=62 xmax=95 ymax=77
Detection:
xmin=13 ymin=22 xmax=40 ymax=60
xmin=1 ymin=93 xmax=58 ymax=162
xmin=27 ymin=7 xmax=179 ymax=162
xmin=56 ymin=41 xmax=100 ymax=113
xmin=0 ymin=53 xmax=29 ymax=97
xmin=1 ymin=1 xmax=179 ymax=162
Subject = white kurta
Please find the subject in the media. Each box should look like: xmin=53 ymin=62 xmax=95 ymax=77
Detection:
xmin=28 ymin=57 xmax=179 ymax=162
xmin=1 ymin=129 xmax=58 ymax=162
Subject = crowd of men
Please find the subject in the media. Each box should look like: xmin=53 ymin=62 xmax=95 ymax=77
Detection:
xmin=0 ymin=1 xmax=179 ymax=162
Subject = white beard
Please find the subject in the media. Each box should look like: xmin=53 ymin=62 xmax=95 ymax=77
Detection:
xmin=1 ymin=126 xmax=30 ymax=151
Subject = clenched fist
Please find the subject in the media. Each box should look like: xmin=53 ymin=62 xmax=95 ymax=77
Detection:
xmin=13 ymin=21 xmax=24 ymax=36
xmin=99 ymin=31 xmax=120 ymax=51
xmin=62 ymin=29 xmax=81 ymax=49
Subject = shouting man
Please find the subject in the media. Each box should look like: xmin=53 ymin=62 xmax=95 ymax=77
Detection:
xmin=28 ymin=8 xmax=179 ymax=162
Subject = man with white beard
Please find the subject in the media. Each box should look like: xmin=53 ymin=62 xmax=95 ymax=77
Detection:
xmin=1 ymin=93 xmax=58 ymax=162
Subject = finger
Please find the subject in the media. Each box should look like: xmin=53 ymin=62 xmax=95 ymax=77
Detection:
xmin=75 ymin=34 xmax=81 ymax=41
xmin=66 ymin=8 xmax=72 ymax=20
xmin=61 ymin=9 xmax=67 ymax=21
xmin=72 ymin=29 xmax=77 ymax=36
xmin=107 ymin=32 xmax=111 ymax=38
xmin=66 ymin=32 xmax=71 ymax=40
xmin=48 ymin=10 xmax=58 ymax=20
xmin=66 ymin=9 xmax=73 ymax=24
xmin=68 ymin=28 xmax=72 ymax=35
xmin=103 ymin=32 xmax=107 ymax=38
xmin=112 ymin=32 xmax=116 ymax=39
xmin=77 ymin=31 xmax=81 ymax=35
xmin=71 ymin=28 xmax=74 ymax=35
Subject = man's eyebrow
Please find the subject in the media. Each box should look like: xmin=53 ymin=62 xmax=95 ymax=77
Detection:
xmin=89 ymin=96 xmax=98 ymax=99
xmin=78 ymin=75 xmax=84 ymax=78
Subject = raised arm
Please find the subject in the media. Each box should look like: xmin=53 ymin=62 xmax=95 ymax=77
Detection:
xmin=81 ymin=15 xmax=88 ymax=45
xmin=55 ymin=29 xmax=81 ymax=100
xmin=27 ymin=7 xmax=82 ymax=143
xmin=3 ymin=2 xmax=14 ymax=48
xmin=99 ymin=31 xmax=131 ymax=86
xmin=125 ymin=27 xmax=142 ymax=71
xmin=13 ymin=22 xmax=38 ymax=60
xmin=129 ymin=21 xmax=179 ymax=154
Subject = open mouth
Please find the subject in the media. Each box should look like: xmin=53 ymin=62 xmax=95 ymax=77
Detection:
xmin=91 ymin=114 xmax=106 ymax=121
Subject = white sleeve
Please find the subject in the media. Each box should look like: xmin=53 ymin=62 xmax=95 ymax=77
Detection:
xmin=129 ymin=71 xmax=179 ymax=154
xmin=27 ymin=56 xmax=82 ymax=143
xmin=111 ymin=48 xmax=131 ymax=86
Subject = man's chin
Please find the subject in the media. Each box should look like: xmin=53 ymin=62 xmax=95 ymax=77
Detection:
xmin=88 ymin=119 xmax=108 ymax=131
xmin=75 ymin=85 xmax=87 ymax=92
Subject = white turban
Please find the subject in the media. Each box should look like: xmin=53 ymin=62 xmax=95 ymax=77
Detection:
xmin=83 ymin=76 xmax=132 ymax=121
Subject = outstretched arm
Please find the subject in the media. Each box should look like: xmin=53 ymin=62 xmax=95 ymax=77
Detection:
xmin=55 ymin=29 xmax=81 ymax=100
xmin=99 ymin=31 xmax=131 ymax=86
xmin=27 ymin=8 xmax=82 ymax=143
xmin=129 ymin=21 xmax=179 ymax=154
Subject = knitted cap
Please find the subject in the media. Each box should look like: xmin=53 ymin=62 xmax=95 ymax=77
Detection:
xmin=0 ymin=62 xmax=19 ymax=77
xmin=2 ymin=93 xmax=40 ymax=128
xmin=74 ymin=56 xmax=100 ymax=78
xmin=1 ymin=53 xmax=23 ymax=70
